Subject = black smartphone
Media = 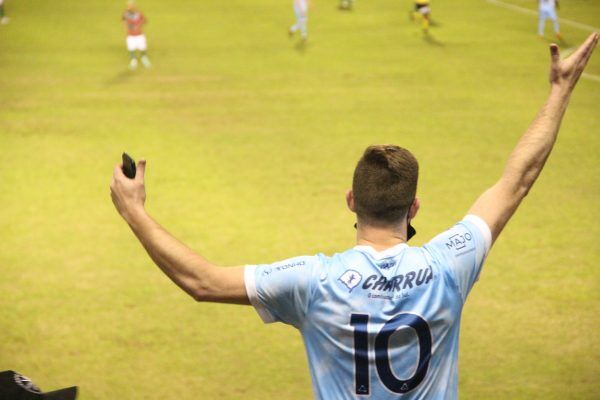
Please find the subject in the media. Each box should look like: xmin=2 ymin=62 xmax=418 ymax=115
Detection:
xmin=122 ymin=152 xmax=136 ymax=179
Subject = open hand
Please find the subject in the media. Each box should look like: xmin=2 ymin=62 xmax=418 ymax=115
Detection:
xmin=549 ymin=32 xmax=598 ymax=90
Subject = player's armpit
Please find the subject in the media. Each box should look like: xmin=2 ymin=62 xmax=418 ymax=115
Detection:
xmin=194 ymin=265 xmax=250 ymax=305
xmin=467 ymin=178 xmax=524 ymax=244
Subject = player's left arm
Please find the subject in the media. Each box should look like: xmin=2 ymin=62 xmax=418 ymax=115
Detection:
xmin=468 ymin=33 xmax=598 ymax=242
xmin=110 ymin=160 xmax=249 ymax=305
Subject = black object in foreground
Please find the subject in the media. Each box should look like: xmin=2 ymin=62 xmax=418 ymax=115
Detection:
xmin=122 ymin=152 xmax=136 ymax=179
xmin=0 ymin=370 xmax=78 ymax=399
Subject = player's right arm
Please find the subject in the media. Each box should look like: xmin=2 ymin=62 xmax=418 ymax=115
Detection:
xmin=110 ymin=161 xmax=249 ymax=305
xmin=468 ymin=33 xmax=598 ymax=242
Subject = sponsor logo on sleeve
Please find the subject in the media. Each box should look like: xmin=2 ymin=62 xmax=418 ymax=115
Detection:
xmin=338 ymin=270 xmax=363 ymax=292
xmin=275 ymin=260 xmax=305 ymax=271
xmin=263 ymin=260 xmax=306 ymax=277
xmin=445 ymin=232 xmax=473 ymax=254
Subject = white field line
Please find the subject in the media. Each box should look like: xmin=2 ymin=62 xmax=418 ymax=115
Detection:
xmin=581 ymin=73 xmax=600 ymax=82
xmin=486 ymin=0 xmax=600 ymax=32
xmin=486 ymin=0 xmax=600 ymax=82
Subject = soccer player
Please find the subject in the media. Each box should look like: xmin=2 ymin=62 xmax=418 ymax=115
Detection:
xmin=411 ymin=0 xmax=431 ymax=33
xmin=0 ymin=0 xmax=9 ymax=25
xmin=122 ymin=1 xmax=151 ymax=70
xmin=110 ymin=34 xmax=598 ymax=399
xmin=539 ymin=0 xmax=561 ymax=40
xmin=289 ymin=0 xmax=308 ymax=41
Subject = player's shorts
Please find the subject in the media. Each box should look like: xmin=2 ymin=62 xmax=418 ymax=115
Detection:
xmin=414 ymin=3 xmax=430 ymax=15
xmin=126 ymin=34 xmax=147 ymax=51
xmin=294 ymin=0 xmax=308 ymax=18
xmin=539 ymin=8 xmax=557 ymax=21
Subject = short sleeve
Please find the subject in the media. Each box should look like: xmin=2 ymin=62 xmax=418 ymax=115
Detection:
xmin=244 ymin=255 xmax=320 ymax=328
xmin=424 ymin=215 xmax=492 ymax=302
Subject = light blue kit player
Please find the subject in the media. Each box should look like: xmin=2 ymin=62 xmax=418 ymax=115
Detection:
xmin=538 ymin=0 xmax=562 ymax=40
xmin=245 ymin=214 xmax=490 ymax=399
xmin=110 ymin=34 xmax=598 ymax=399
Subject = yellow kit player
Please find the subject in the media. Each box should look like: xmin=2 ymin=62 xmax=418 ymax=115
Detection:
xmin=411 ymin=0 xmax=431 ymax=33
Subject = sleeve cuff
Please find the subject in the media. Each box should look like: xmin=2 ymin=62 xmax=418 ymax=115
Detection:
xmin=244 ymin=265 xmax=277 ymax=324
xmin=464 ymin=214 xmax=492 ymax=255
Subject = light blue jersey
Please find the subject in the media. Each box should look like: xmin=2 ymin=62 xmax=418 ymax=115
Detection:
xmin=245 ymin=215 xmax=491 ymax=399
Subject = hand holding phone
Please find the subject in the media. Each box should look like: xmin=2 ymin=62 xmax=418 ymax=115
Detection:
xmin=122 ymin=152 xmax=136 ymax=179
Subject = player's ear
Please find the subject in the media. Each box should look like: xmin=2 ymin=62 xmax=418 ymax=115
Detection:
xmin=408 ymin=197 xmax=420 ymax=220
xmin=346 ymin=189 xmax=356 ymax=212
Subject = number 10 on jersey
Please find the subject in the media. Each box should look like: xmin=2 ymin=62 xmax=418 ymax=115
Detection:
xmin=350 ymin=313 xmax=432 ymax=395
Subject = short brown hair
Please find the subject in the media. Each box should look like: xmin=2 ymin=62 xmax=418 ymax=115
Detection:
xmin=352 ymin=145 xmax=419 ymax=226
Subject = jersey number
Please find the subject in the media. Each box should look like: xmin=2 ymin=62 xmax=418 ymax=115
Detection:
xmin=350 ymin=313 xmax=432 ymax=395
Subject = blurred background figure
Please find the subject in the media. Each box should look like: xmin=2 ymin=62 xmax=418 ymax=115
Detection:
xmin=339 ymin=0 xmax=354 ymax=11
xmin=122 ymin=1 xmax=151 ymax=70
xmin=0 ymin=0 xmax=9 ymax=25
xmin=538 ymin=0 xmax=561 ymax=40
xmin=289 ymin=0 xmax=308 ymax=41
xmin=410 ymin=0 xmax=431 ymax=34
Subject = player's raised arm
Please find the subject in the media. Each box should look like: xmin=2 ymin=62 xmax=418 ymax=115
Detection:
xmin=468 ymin=33 xmax=598 ymax=242
xmin=110 ymin=160 xmax=249 ymax=305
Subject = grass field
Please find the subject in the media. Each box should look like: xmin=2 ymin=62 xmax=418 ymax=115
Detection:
xmin=1 ymin=0 xmax=599 ymax=398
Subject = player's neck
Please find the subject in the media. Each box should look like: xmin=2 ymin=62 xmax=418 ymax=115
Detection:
xmin=355 ymin=222 xmax=408 ymax=251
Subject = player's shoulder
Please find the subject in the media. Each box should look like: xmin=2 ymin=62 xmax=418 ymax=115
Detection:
xmin=424 ymin=215 xmax=491 ymax=249
xmin=259 ymin=254 xmax=323 ymax=271
xmin=420 ymin=216 xmax=492 ymax=279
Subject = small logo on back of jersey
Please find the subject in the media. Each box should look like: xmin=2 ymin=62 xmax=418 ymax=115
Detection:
xmin=338 ymin=270 xmax=362 ymax=292
xmin=377 ymin=260 xmax=396 ymax=270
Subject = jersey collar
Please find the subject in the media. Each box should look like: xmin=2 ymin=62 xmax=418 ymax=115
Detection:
xmin=353 ymin=243 xmax=409 ymax=260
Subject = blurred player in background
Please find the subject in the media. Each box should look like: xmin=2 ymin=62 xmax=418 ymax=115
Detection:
xmin=110 ymin=33 xmax=598 ymax=399
xmin=289 ymin=0 xmax=309 ymax=41
xmin=339 ymin=0 xmax=354 ymax=11
xmin=122 ymin=1 xmax=151 ymax=70
xmin=538 ymin=0 xmax=561 ymax=40
xmin=0 ymin=0 xmax=9 ymax=25
xmin=411 ymin=0 xmax=431 ymax=34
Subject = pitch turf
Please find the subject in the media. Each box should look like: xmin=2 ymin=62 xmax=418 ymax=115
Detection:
xmin=0 ymin=0 xmax=598 ymax=398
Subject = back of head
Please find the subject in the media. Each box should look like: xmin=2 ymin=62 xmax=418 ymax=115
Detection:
xmin=352 ymin=145 xmax=419 ymax=226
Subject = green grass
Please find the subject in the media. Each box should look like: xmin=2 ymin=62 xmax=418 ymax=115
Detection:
xmin=1 ymin=0 xmax=599 ymax=398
